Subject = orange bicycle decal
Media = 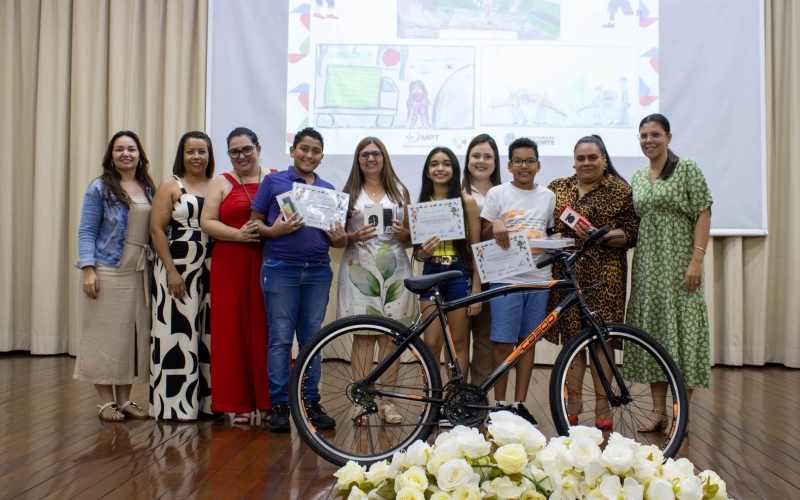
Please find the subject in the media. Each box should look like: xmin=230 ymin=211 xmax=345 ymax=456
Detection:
xmin=506 ymin=310 xmax=559 ymax=362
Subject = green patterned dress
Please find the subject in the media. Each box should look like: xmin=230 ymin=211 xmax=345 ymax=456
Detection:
xmin=626 ymin=158 xmax=713 ymax=388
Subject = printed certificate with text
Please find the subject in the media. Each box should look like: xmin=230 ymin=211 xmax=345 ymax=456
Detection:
xmin=408 ymin=199 xmax=465 ymax=244
xmin=472 ymin=234 xmax=535 ymax=284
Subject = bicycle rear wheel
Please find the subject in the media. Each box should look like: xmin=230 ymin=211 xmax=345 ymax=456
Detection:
xmin=549 ymin=322 xmax=688 ymax=458
xmin=289 ymin=315 xmax=442 ymax=466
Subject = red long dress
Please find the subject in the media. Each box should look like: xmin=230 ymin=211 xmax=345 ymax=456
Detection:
xmin=210 ymin=172 xmax=270 ymax=413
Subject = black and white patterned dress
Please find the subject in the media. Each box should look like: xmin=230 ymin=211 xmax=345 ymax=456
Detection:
xmin=149 ymin=176 xmax=212 ymax=419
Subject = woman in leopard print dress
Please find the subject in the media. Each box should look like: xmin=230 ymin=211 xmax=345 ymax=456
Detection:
xmin=545 ymin=135 xmax=639 ymax=429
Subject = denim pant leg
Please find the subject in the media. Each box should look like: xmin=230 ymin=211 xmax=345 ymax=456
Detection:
xmin=262 ymin=261 xmax=302 ymax=406
xmin=296 ymin=263 xmax=333 ymax=403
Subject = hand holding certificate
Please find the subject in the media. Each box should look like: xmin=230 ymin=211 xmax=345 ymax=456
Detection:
xmin=472 ymin=234 xmax=536 ymax=284
xmin=408 ymin=198 xmax=465 ymax=244
xmin=292 ymin=183 xmax=349 ymax=230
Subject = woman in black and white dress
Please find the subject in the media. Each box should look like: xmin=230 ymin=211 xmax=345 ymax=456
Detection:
xmin=149 ymin=131 xmax=215 ymax=420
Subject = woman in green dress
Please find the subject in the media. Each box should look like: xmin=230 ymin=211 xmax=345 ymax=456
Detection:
xmin=626 ymin=114 xmax=712 ymax=432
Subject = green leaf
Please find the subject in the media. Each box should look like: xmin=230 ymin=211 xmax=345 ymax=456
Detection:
xmin=366 ymin=305 xmax=382 ymax=316
xmin=359 ymin=482 xmax=375 ymax=492
xmin=377 ymin=481 xmax=397 ymax=499
xmin=384 ymin=281 xmax=403 ymax=305
xmin=334 ymin=488 xmax=349 ymax=498
xmin=349 ymin=264 xmax=381 ymax=297
xmin=509 ymin=473 xmax=523 ymax=482
xmin=376 ymin=242 xmax=397 ymax=280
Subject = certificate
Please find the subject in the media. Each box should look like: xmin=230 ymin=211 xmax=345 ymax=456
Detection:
xmin=408 ymin=198 xmax=465 ymax=244
xmin=472 ymin=234 xmax=535 ymax=284
xmin=292 ymin=183 xmax=349 ymax=230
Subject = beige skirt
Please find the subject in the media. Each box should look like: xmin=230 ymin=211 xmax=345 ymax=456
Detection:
xmin=74 ymin=200 xmax=151 ymax=385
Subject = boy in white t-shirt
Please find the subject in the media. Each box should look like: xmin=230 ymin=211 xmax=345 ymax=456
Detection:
xmin=480 ymin=137 xmax=556 ymax=426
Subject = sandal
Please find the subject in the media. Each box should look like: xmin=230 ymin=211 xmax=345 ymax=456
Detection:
xmin=98 ymin=401 xmax=125 ymax=421
xmin=638 ymin=409 xmax=667 ymax=433
xmin=258 ymin=409 xmax=272 ymax=423
xmin=119 ymin=401 xmax=149 ymax=419
xmin=566 ymin=389 xmax=583 ymax=426
xmin=380 ymin=403 xmax=403 ymax=424
xmin=594 ymin=395 xmax=613 ymax=430
xmin=227 ymin=413 xmax=252 ymax=425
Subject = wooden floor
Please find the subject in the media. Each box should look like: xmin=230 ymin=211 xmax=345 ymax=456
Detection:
xmin=0 ymin=354 xmax=798 ymax=500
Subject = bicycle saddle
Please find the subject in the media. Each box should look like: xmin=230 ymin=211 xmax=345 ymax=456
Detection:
xmin=404 ymin=271 xmax=464 ymax=293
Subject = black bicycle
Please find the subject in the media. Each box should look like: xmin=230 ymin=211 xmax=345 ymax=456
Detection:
xmin=289 ymin=227 xmax=688 ymax=465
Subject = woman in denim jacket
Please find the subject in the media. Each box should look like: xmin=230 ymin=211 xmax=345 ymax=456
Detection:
xmin=73 ymin=131 xmax=157 ymax=421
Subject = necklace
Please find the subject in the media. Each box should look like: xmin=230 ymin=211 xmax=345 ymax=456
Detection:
xmin=236 ymin=168 xmax=262 ymax=205
xmin=365 ymin=184 xmax=384 ymax=197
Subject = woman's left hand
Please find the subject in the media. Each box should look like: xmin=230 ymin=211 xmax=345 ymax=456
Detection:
xmin=684 ymin=259 xmax=703 ymax=293
xmin=167 ymin=270 xmax=187 ymax=299
xmin=389 ymin=219 xmax=408 ymax=240
xmin=574 ymin=221 xmax=596 ymax=240
xmin=467 ymin=285 xmax=482 ymax=316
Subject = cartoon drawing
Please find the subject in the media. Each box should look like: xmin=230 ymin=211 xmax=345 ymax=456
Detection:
xmin=531 ymin=92 xmax=567 ymax=124
xmin=603 ymin=0 xmax=649 ymax=28
xmin=312 ymin=44 xmax=474 ymax=130
xmin=314 ymin=0 xmax=338 ymax=19
xmin=397 ymin=0 xmax=560 ymax=40
xmin=576 ymin=86 xmax=619 ymax=125
xmin=406 ymin=81 xmax=432 ymax=129
xmin=617 ymin=77 xmax=630 ymax=125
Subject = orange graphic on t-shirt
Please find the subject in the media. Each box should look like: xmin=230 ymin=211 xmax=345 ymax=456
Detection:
xmin=502 ymin=209 xmax=544 ymax=241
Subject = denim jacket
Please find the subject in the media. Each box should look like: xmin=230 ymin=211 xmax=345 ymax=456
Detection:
xmin=75 ymin=178 xmax=153 ymax=269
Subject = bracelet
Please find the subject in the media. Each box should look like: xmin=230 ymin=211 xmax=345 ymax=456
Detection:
xmin=694 ymin=246 xmax=707 ymax=255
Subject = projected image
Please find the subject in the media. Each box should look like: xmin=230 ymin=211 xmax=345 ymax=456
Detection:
xmin=481 ymin=46 xmax=635 ymax=128
xmin=397 ymin=0 xmax=560 ymax=40
xmin=312 ymin=45 xmax=475 ymax=130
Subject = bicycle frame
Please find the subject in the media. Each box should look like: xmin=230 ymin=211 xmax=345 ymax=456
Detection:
xmin=360 ymin=242 xmax=632 ymax=409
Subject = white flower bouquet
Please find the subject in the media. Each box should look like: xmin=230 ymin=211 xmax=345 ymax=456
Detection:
xmin=332 ymin=411 xmax=730 ymax=500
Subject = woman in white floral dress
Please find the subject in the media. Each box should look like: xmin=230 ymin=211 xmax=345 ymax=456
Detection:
xmin=626 ymin=114 xmax=713 ymax=432
xmin=337 ymin=137 xmax=418 ymax=424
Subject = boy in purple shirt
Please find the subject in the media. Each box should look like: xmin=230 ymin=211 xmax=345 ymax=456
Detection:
xmin=250 ymin=127 xmax=346 ymax=432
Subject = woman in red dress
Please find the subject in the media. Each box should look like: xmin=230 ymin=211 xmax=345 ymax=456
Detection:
xmin=200 ymin=127 xmax=271 ymax=424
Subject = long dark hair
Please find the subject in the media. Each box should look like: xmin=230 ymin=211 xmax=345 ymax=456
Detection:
xmin=172 ymin=131 xmax=215 ymax=179
xmin=574 ymin=135 xmax=628 ymax=185
xmin=342 ymin=137 xmax=408 ymax=214
xmin=462 ymin=134 xmax=502 ymax=194
xmin=415 ymin=146 xmax=473 ymax=271
xmin=100 ymin=131 xmax=156 ymax=208
xmin=640 ymin=113 xmax=679 ymax=181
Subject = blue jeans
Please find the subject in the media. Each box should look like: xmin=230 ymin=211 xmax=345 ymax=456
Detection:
xmin=489 ymin=284 xmax=549 ymax=343
xmin=261 ymin=260 xmax=333 ymax=406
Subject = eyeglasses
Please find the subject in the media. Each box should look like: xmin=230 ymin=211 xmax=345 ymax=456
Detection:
xmin=510 ymin=158 xmax=539 ymax=167
xmin=637 ymin=132 xmax=664 ymax=141
xmin=228 ymin=145 xmax=256 ymax=159
xmin=359 ymin=151 xmax=383 ymax=159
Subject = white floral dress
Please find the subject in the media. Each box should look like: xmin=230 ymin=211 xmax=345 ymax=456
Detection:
xmin=337 ymin=190 xmax=418 ymax=327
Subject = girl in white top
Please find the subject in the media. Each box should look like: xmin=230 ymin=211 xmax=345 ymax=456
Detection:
xmin=461 ymin=134 xmax=503 ymax=385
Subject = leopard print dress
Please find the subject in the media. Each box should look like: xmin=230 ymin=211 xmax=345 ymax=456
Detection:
xmin=544 ymin=174 xmax=639 ymax=346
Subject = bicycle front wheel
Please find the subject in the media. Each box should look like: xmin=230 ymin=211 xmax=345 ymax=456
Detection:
xmin=289 ymin=315 xmax=442 ymax=466
xmin=549 ymin=323 xmax=688 ymax=458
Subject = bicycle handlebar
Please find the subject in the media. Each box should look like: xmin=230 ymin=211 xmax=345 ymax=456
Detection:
xmin=535 ymin=226 xmax=611 ymax=269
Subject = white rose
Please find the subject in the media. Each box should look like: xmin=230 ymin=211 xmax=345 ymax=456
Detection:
xmin=396 ymin=486 xmax=426 ymax=500
xmin=451 ymin=483 xmax=482 ymax=500
xmin=567 ymin=425 xmax=604 ymax=445
xmin=521 ymin=427 xmax=548 ymax=455
xmin=519 ymin=489 xmax=547 ymax=500
xmin=347 ymin=485 xmax=369 ymax=500
xmin=675 ymin=458 xmax=696 ymax=479
xmin=494 ymin=444 xmax=529 ymax=474
xmin=365 ymin=460 xmax=390 ymax=485
xmin=638 ymin=444 xmax=665 ymax=465
xmin=428 ymin=440 xmax=463 ymax=475
xmin=599 ymin=475 xmax=644 ymax=500
xmin=487 ymin=411 xmax=530 ymax=446
xmin=456 ymin=428 xmax=492 ymax=458
xmin=406 ymin=441 xmax=431 ymax=467
xmin=436 ymin=458 xmax=474 ymax=492
xmin=565 ymin=435 xmax=602 ymax=471
xmin=535 ymin=442 xmax=568 ymax=470
xmin=698 ymin=470 xmax=728 ymax=500
xmin=603 ymin=443 xmax=635 ymax=475
xmin=395 ymin=466 xmax=429 ymax=493
xmin=676 ymin=476 xmax=703 ymax=500
xmin=646 ymin=478 xmax=676 ymax=500
xmin=491 ymin=476 xmax=526 ymax=500
xmin=334 ymin=461 xmax=367 ymax=490
xmin=389 ymin=451 xmax=408 ymax=478
xmin=430 ymin=492 xmax=453 ymax=500
xmin=607 ymin=432 xmax=639 ymax=453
